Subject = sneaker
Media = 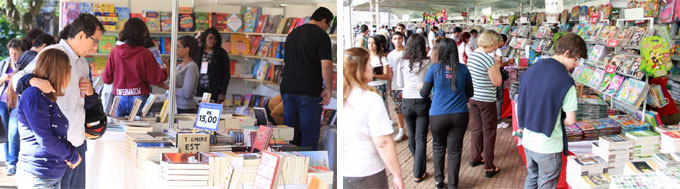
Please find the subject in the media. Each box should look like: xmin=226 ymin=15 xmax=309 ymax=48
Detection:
xmin=6 ymin=166 xmax=15 ymax=176
xmin=394 ymin=130 xmax=405 ymax=142
xmin=497 ymin=122 xmax=509 ymax=128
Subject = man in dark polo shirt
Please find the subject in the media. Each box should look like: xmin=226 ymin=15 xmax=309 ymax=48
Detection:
xmin=280 ymin=7 xmax=333 ymax=150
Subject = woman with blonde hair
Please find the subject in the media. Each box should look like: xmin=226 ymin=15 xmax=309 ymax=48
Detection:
xmin=466 ymin=30 xmax=504 ymax=178
xmin=342 ymin=47 xmax=404 ymax=189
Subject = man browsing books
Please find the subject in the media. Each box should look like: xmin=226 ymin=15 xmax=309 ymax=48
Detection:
xmin=279 ymin=7 xmax=334 ymax=150
xmin=517 ymin=33 xmax=586 ymax=189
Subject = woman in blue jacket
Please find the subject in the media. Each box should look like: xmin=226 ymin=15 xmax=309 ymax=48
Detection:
xmin=15 ymin=49 xmax=81 ymax=188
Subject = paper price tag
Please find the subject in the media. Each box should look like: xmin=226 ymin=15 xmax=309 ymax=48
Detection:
xmin=605 ymin=65 xmax=617 ymax=74
xmin=607 ymin=39 xmax=619 ymax=47
xmin=194 ymin=103 xmax=223 ymax=131
xmin=589 ymin=12 xmax=600 ymax=24
xmin=177 ymin=133 xmax=210 ymax=153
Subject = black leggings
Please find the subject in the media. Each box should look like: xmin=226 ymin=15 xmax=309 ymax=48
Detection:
xmin=401 ymin=98 xmax=430 ymax=179
xmin=430 ymin=113 xmax=469 ymax=189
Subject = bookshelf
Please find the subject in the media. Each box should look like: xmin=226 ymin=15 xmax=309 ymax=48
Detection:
xmin=242 ymin=78 xmax=280 ymax=88
xmin=229 ymin=54 xmax=284 ymax=62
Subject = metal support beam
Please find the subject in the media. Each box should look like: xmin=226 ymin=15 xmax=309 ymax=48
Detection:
xmin=168 ymin=0 xmax=178 ymax=129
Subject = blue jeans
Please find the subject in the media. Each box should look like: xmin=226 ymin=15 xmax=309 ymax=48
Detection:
xmin=16 ymin=168 xmax=61 ymax=189
xmin=115 ymin=95 xmax=148 ymax=117
xmin=282 ymin=94 xmax=322 ymax=150
xmin=524 ymin=148 xmax=562 ymax=189
xmin=2 ymin=104 xmax=19 ymax=168
xmin=60 ymin=142 xmax=86 ymax=189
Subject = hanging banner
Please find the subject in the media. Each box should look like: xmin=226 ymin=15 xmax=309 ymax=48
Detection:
xmin=422 ymin=9 xmax=448 ymax=25
xmin=545 ymin=0 xmax=564 ymax=14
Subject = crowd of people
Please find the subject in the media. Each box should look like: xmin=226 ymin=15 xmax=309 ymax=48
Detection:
xmin=344 ymin=22 xmax=587 ymax=189
xmin=0 ymin=7 xmax=335 ymax=189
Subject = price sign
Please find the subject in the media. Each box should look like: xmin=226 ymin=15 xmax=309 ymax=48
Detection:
xmin=177 ymin=133 xmax=210 ymax=153
xmin=194 ymin=103 xmax=223 ymax=131
xmin=605 ymin=65 xmax=617 ymax=74
xmin=520 ymin=58 xmax=529 ymax=67
xmin=607 ymin=39 xmax=619 ymax=47
xmin=253 ymin=151 xmax=282 ymax=189
xmin=589 ymin=12 xmax=600 ymax=24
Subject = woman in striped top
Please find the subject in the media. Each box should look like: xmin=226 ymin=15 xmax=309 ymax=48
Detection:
xmin=466 ymin=30 xmax=504 ymax=178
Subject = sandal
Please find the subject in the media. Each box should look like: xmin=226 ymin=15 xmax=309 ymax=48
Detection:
xmin=414 ymin=172 xmax=428 ymax=183
xmin=485 ymin=167 xmax=500 ymax=178
xmin=469 ymin=159 xmax=485 ymax=167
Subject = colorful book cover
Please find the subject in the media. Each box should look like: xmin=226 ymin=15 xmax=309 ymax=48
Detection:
xmin=277 ymin=17 xmax=288 ymax=34
xmin=222 ymin=33 xmax=232 ymax=54
xmin=630 ymin=79 xmax=648 ymax=106
xmin=224 ymin=94 xmax=233 ymax=107
xmin=161 ymin=37 xmax=171 ymax=54
xmin=226 ymin=14 xmax=242 ymax=32
xmin=241 ymin=7 xmax=262 ymax=33
xmin=258 ymin=41 xmax=272 ymax=57
xmin=231 ymin=34 xmax=250 ymax=55
xmin=178 ymin=13 xmax=195 ymax=32
xmin=616 ymin=79 xmax=633 ymax=101
xmin=243 ymin=94 xmax=253 ymax=107
xmin=63 ymin=2 xmax=80 ymax=26
xmin=249 ymin=36 xmax=262 ymax=55
xmin=606 ymin=75 xmax=625 ymax=96
xmin=93 ymin=3 xmax=114 ymax=13
xmin=233 ymin=94 xmax=243 ymax=106
xmin=143 ymin=10 xmax=161 ymax=32
xmin=79 ymin=3 xmax=93 ymax=14
xmin=297 ymin=17 xmax=306 ymax=27
xmin=230 ymin=60 xmax=236 ymax=75
xmin=160 ymin=12 xmax=172 ymax=32
xmin=589 ymin=69 xmax=605 ymax=88
xmin=276 ymin=42 xmax=284 ymax=59
xmin=178 ymin=7 xmax=193 ymax=14
xmin=195 ymin=12 xmax=211 ymax=31
xmin=115 ymin=7 xmax=130 ymax=30
xmin=675 ymin=0 xmax=680 ymax=21
xmin=646 ymin=0 xmax=661 ymax=17
xmin=212 ymin=13 xmax=228 ymax=32
xmin=98 ymin=36 xmax=116 ymax=54
xmin=600 ymin=73 xmax=615 ymax=91
xmin=130 ymin=13 xmax=144 ymax=22
xmin=282 ymin=18 xmax=294 ymax=34
xmin=269 ymin=42 xmax=278 ymax=58
xmin=660 ymin=0 xmax=675 ymax=23
xmin=255 ymin=15 xmax=268 ymax=33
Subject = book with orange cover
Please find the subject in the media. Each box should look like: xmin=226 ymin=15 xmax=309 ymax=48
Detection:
xmin=230 ymin=34 xmax=250 ymax=55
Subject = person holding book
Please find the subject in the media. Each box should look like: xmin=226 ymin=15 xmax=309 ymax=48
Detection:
xmin=103 ymin=18 xmax=169 ymax=118
xmin=342 ymin=47 xmax=404 ymax=189
xmin=355 ymin=24 xmax=369 ymax=48
xmin=368 ymin=36 xmax=390 ymax=102
xmin=15 ymin=49 xmax=82 ymax=189
xmin=0 ymin=38 xmax=22 ymax=176
xmin=396 ymin=33 xmax=433 ymax=183
xmin=518 ymin=33 xmax=585 ymax=189
xmin=420 ymin=38 xmax=473 ymax=189
xmin=387 ymin=32 xmax=407 ymax=142
xmin=194 ymin=28 xmax=230 ymax=103
xmin=158 ymin=36 xmax=200 ymax=114
xmin=12 ymin=14 xmax=104 ymax=189
xmin=467 ymin=30 xmax=503 ymax=178
xmin=280 ymin=7 xmax=334 ymax=150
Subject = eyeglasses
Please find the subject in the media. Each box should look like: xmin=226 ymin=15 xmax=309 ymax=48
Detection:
xmin=88 ymin=36 xmax=99 ymax=45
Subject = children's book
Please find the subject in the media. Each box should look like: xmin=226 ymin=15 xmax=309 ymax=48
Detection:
xmin=226 ymin=14 xmax=243 ymax=32
xmin=241 ymin=7 xmax=262 ymax=33
xmin=160 ymin=12 xmax=172 ymax=32
xmin=79 ymin=3 xmax=93 ymax=14
xmin=600 ymin=73 xmax=615 ymax=91
xmin=249 ymin=36 xmax=262 ymax=55
xmin=179 ymin=13 xmax=195 ymax=32
xmin=606 ymin=75 xmax=625 ymax=96
xmin=641 ymin=36 xmax=672 ymax=77
xmin=144 ymin=10 xmax=161 ymax=32
xmin=212 ymin=13 xmax=228 ymax=32
xmin=231 ymin=34 xmax=250 ymax=55
xmin=115 ymin=7 xmax=130 ymax=30
xmin=195 ymin=12 xmax=211 ymax=31
xmin=589 ymin=69 xmax=606 ymax=88
xmin=98 ymin=36 xmax=116 ymax=54
xmin=63 ymin=2 xmax=80 ymax=26
xmin=660 ymin=0 xmax=675 ymax=23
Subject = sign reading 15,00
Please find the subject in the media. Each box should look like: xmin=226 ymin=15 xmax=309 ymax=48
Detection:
xmin=194 ymin=103 xmax=223 ymax=131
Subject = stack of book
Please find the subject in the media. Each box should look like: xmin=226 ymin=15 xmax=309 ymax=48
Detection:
xmin=575 ymin=121 xmax=598 ymax=140
xmin=236 ymin=153 xmax=262 ymax=186
xmin=656 ymin=167 xmax=680 ymax=187
xmin=307 ymin=166 xmax=334 ymax=188
xmin=625 ymin=131 xmax=661 ymax=160
xmin=611 ymin=115 xmax=651 ymax=132
xmin=135 ymin=142 xmax=177 ymax=168
xmin=267 ymin=125 xmax=295 ymax=142
xmin=592 ymin=134 xmax=634 ymax=174
xmin=276 ymin=152 xmax=311 ymax=185
xmin=566 ymin=154 xmax=608 ymax=185
xmin=609 ymin=173 xmax=661 ymax=188
xmin=623 ymin=160 xmax=660 ymax=175
xmin=160 ymin=153 xmax=210 ymax=187
xmin=567 ymin=124 xmax=584 ymax=142
xmin=577 ymin=98 xmax=609 ymax=120
xmin=652 ymin=153 xmax=680 ymax=169
xmin=567 ymin=173 xmax=611 ymax=189
xmin=660 ymin=131 xmax=680 ymax=153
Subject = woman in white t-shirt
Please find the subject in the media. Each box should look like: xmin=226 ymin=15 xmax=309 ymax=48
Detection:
xmin=396 ymin=34 xmax=433 ymax=183
xmin=368 ymin=36 xmax=390 ymax=101
xmin=342 ymin=48 xmax=404 ymax=189
xmin=457 ymin=32 xmax=472 ymax=64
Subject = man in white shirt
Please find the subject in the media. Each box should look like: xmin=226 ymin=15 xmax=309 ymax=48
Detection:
xmin=12 ymin=13 xmax=103 ymax=189
xmin=428 ymin=26 xmax=438 ymax=49
xmin=387 ymin=32 xmax=407 ymax=142
xmin=451 ymin=27 xmax=463 ymax=42
xmin=468 ymin=29 xmax=479 ymax=50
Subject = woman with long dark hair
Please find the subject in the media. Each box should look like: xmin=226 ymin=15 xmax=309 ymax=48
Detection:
xmin=194 ymin=28 xmax=230 ymax=103
xmin=103 ymin=18 xmax=169 ymax=117
xmin=421 ymin=38 xmax=473 ymax=189
xmin=368 ymin=35 xmax=390 ymax=100
xmin=396 ymin=34 xmax=433 ymax=183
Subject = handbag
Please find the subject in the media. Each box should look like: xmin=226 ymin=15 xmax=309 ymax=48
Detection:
xmin=84 ymin=93 xmax=107 ymax=140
